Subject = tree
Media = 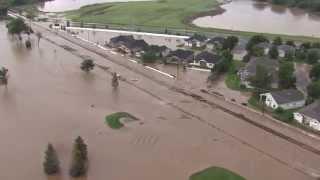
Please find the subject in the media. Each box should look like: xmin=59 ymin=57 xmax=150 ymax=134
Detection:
xmin=312 ymin=42 xmax=320 ymax=48
xmin=141 ymin=52 xmax=157 ymax=64
xmin=36 ymin=32 xmax=42 ymax=47
xmin=286 ymin=40 xmax=295 ymax=47
xmin=80 ymin=59 xmax=95 ymax=73
xmin=6 ymin=18 xmax=28 ymax=38
xmin=214 ymin=50 xmax=232 ymax=73
xmin=273 ymin=36 xmax=283 ymax=46
xmin=112 ymin=72 xmax=119 ymax=88
xmin=70 ymin=136 xmax=88 ymax=177
xmin=301 ymin=42 xmax=311 ymax=50
xmin=269 ymin=45 xmax=279 ymax=59
xmin=307 ymin=81 xmax=320 ymax=99
xmin=25 ymin=39 xmax=31 ymax=49
xmin=222 ymin=36 xmax=238 ymax=50
xmin=0 ymin=67 xmax=8 ymax=86
xmin=307 ymin=49 xmax=320 ymax=64
xmin=246 ymin=35 xmax=269 ymax=52
xmin=249 ymin=65 xmax=272 ymax=90
xmin=43 ymin=144 xmax=60 ymax=175
xmin=279 ymin=61 xmax=296 ymax=89
xmin=310 ymin=63 xmax=320 ymax=81
xmin=284 ymin=51 xmax=294 ymax=61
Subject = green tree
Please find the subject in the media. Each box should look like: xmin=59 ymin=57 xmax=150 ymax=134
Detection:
xmin=70 ymin=136 xmax=88 ymax=177
xmin=43 ymin=143 xmax=60 ymax=175
xmin=279 ymin=61 xmax=296 ymax=89
xmin=0 ymin=67 xmax=8 ymax=86
xmin=249 ymin=65 xmax=272 ymax=90
xmin=80 ymin=59 xmax=95 ymax=73
xmin=273 ymin=36 xmax=283 ymax=46
xmin=269 ymin=45 xmax=279 ymax=59
xmin=286 ymin=40 xmax=295 ymax=47
xmin=307 ymin=49 xmax=320 ymax=64
xmin=141 ymin=52 xmax=157 ymax=63
xmin=310 ymin=63 xmax=320 ymax=81
xmin=246 ymin=35 xmax=269 ymax=52
xmin=307 ymin=81 xmax=320 ymax=99
xmin=214 ymin=50 xmax=232 ymax=73
xmin=6 ymin=18 xmax=28 ymax=38
xmin=222 ymin=36 xmax=238 ymax=50
xmin=112 ymin=72 xmax=119 ymax=88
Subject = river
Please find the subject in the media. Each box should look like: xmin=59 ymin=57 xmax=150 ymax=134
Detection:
xmin=193 ymin=0 xmax=320 ymax=37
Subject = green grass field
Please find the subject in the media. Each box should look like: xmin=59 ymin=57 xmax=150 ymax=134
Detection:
xmin=105 ymin=112 xmax=138 ymax=129
xmin=190 ymin=167 xmax=245 ymax=180
xmin=66 ymin=0 xmax=219 ymax=28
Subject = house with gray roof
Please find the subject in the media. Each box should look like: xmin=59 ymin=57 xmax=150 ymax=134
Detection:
xmin=184 ymin=34 xmax=207 ymax=48
xmin=108 ymin=35 xmax=149 ymax=56
xmin=278 ymin=44 xmax=295 ymax=58
xmin=260 ymin=89 xmax=305 ymax=110
xmin=206 ymin=36 xmax=225 ymax=50
xmin=192 ymin=51 xmax=221 ymax=69
xmin=294 ymin=101 xmax=320 ymax=131
xmin=166 ymin=49 xmax=194 ymax=64
xmin=238 ymin=57 xmax=279 ymax=88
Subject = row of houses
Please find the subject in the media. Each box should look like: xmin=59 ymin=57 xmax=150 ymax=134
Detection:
xmin=259 ymin=89 xmax=320 ymax=131
xmin=107 ymin=35 xmax=222 ymax=69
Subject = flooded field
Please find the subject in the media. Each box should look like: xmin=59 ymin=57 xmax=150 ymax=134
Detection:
xmin=38 ymin=0 xmax=150 ymax=12
xmin=193 ymin=0 xmax=320 ymax=37
xmin=1 ymin=20 xmax=320 ymax=180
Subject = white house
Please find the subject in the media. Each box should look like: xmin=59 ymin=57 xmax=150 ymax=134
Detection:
xmin=294 ymin=101 xmax=320 ymax=131
xmin=184 ymin=34 xmax=207 ymax=48
xmin=260 ymin=89 xmax=305 ymax=110
xmin=191 ymin=51 xmax=221 ymax=69
xmin=278 ymin=44 xmax=295 ymax=58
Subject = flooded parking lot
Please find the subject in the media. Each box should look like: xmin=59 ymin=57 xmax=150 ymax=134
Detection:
xmin=1 ymin=21 xmax=320 ymax=180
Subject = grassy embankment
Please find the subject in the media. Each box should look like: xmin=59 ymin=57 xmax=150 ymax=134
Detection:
xmin=65 ymin=0 xmax=320 ymax=42
xmin=189 ymin=166 xmax=245 ymax=180
xmin=105 ymin=112 xmax=138 ymax=129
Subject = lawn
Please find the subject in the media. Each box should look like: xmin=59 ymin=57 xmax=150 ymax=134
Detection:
xmin=66 ymin=0 xmax=219 ymax=28
xmin=190 ymin=167 xmax=245 ymax=180
xmin=105 ymin=112 xmax=138 ymax=129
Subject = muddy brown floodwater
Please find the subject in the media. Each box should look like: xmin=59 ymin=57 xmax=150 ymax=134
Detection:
xmin=1 ymin=20 xmax=320 ymax=180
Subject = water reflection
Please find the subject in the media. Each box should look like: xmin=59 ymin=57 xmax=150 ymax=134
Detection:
xmin=193 ymin=0 xmax=320 ymax=37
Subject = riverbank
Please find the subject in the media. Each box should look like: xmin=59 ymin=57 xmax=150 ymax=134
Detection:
xmin=62 ymin=0 xmax=320 ymax=42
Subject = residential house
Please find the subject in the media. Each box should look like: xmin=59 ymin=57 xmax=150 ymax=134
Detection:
xmin=192 ymin=51 xmax=221 ymax=69
xmin=278 ymin=44 xmax=295 ymax=58
xmin=260 ymin=89 xmax=305 ymax=110
xmin=108 ymin=35 xmax=149 ymax=57
xmin=166 ymin=49 xmax=194 ymax=64
xmin=206 ymin=36 xmax=225 ymax=50
xmin=294 ymin=101 xmax=320 ymax=131
xmin=232 ymin=39 xmax=247 ymax=61
xmin=238 ymin=57 xmax=279 ymax=88
xmin=185 ymin=34 xmax=207 ymax=48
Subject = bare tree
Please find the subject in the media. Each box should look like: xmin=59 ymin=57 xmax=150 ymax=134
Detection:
xmin=112 ymin=72 xmax=119 ymax=88
xmin=0 ymin=67 xmax=8 ymax=87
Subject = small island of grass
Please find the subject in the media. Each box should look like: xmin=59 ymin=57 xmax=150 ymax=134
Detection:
xmin=105 ymin=112 xmax=138 ymax=129
xmin=190 ymin=167 xmax=245 ymax=180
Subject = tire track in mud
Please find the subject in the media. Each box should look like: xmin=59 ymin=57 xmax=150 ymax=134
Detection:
xmin=33 ymin=24 xmax=320 ymax=178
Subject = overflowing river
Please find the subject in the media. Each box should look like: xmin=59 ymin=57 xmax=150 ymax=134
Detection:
xmin=193 ymin=0 xmax=320 ymax=37
xmin=37 ymin=0 xmax=149 ymax=12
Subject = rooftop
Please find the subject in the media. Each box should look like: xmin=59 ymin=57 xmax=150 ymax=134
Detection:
xmin=299 ymin=101 xmax=320 ymax=121
xmin=195 ymin=51 xmax=221 ymax=64
xmin=269 ymin=89 xmax=305 ymax=105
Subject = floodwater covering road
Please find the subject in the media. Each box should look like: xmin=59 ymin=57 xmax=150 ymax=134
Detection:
xmin=1 ymin=20 xmax=320 ymax=180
